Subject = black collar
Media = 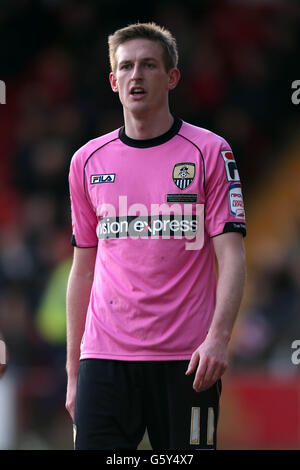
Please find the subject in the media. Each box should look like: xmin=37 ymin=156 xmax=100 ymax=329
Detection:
xmin=119 ymin=116 xmax=182 ymax=148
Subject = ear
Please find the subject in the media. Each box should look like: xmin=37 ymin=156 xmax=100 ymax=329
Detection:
xmin=167 ymin=68 xmax=181 ymax=91
xmin=109 ymin=72 xmax=118 ymax=93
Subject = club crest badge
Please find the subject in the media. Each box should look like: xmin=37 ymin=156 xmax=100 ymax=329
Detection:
xmin=172 ymin=162 xmax=195 ymax=190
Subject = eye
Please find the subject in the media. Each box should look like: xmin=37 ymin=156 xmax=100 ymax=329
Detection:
xmin=145 ymin=63 xmax=155 ymax=68
xmin=120 ymin=63 xmax=131 ymax=70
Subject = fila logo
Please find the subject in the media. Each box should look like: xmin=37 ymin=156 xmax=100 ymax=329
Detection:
xmin=91 ymin=174 xmax=116 ymax=184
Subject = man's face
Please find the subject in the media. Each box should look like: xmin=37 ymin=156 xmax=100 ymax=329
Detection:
xmin=110 ymin=38 xmax=179 ymax=117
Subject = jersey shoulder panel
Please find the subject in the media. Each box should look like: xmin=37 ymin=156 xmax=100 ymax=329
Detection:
xmin=179 ymin=120 xmax=228 ymax=152
xmin=70 ymin=128 xmax=120 ymax=170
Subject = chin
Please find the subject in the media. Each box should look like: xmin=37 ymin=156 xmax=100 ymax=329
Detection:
xmin=127 ymin=102 xmax=151 ymax=116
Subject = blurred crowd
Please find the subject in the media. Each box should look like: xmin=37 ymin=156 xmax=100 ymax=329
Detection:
xmin=0 ymin=0 xmax=299 ymax=449
xmin=231 ymin=223 xmax=300 ymax=372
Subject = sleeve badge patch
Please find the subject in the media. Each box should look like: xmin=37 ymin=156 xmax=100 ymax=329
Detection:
xmin=228 ymin=183 xmax=245 ymax=219
xmin=221 ymin=150 xmax=240 ymax=182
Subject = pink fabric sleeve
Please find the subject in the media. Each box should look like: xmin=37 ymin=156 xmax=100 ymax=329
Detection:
xmin=204 ymin=137 xmax=246 ymax=237
xmin=69 ymin=150 xmax=98 ymax=247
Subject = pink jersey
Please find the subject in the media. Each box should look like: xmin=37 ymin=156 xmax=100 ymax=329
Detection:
xmin=69 ymin=117 xmax=246 ymax=360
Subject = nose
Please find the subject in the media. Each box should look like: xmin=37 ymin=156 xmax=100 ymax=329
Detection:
xmin=131 ymin=62 xmax=143 ymax=80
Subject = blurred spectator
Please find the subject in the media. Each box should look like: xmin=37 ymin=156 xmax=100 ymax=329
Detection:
xmin=231 ymin=225 xmax=300 ymax=372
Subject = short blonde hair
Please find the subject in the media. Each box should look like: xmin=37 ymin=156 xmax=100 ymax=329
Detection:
xmin=108 ymin=22 xmax=178 ymax=73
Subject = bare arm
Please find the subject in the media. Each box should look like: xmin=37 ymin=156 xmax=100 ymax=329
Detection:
xmin=186 ymin=232 xmax=246 ymax=391
xmin=65 ymin=246 xmax=97 ymax=419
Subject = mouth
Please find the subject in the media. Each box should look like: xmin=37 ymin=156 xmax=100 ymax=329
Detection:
xmin=130 ymin=86 xmax=146 ymax=98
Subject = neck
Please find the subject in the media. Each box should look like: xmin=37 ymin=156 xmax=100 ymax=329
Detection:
xmin=123 ymin=109 xmax=174 ymax=140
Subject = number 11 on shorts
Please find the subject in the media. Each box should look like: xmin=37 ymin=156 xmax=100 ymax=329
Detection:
xmin=190 ymin=407 xmax=215 ymax=446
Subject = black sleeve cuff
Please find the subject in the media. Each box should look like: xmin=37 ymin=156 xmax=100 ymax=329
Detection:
xmin=71 ymin=234 xmax=77 ymax=246
xmin=71 ymin=234 xmax=97 ymax=248
xmin=222 ymin=221 xmax=246 ymax=237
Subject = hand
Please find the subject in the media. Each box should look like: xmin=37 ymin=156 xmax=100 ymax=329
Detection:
xmin=65 ymin=374 xmax=78 ymax=420
xmin=185 ymin=336 xmax=228 ymax=392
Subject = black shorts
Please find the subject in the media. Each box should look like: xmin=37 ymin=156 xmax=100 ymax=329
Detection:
xmin=74 ymin=358 xmax=222 ymax=450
